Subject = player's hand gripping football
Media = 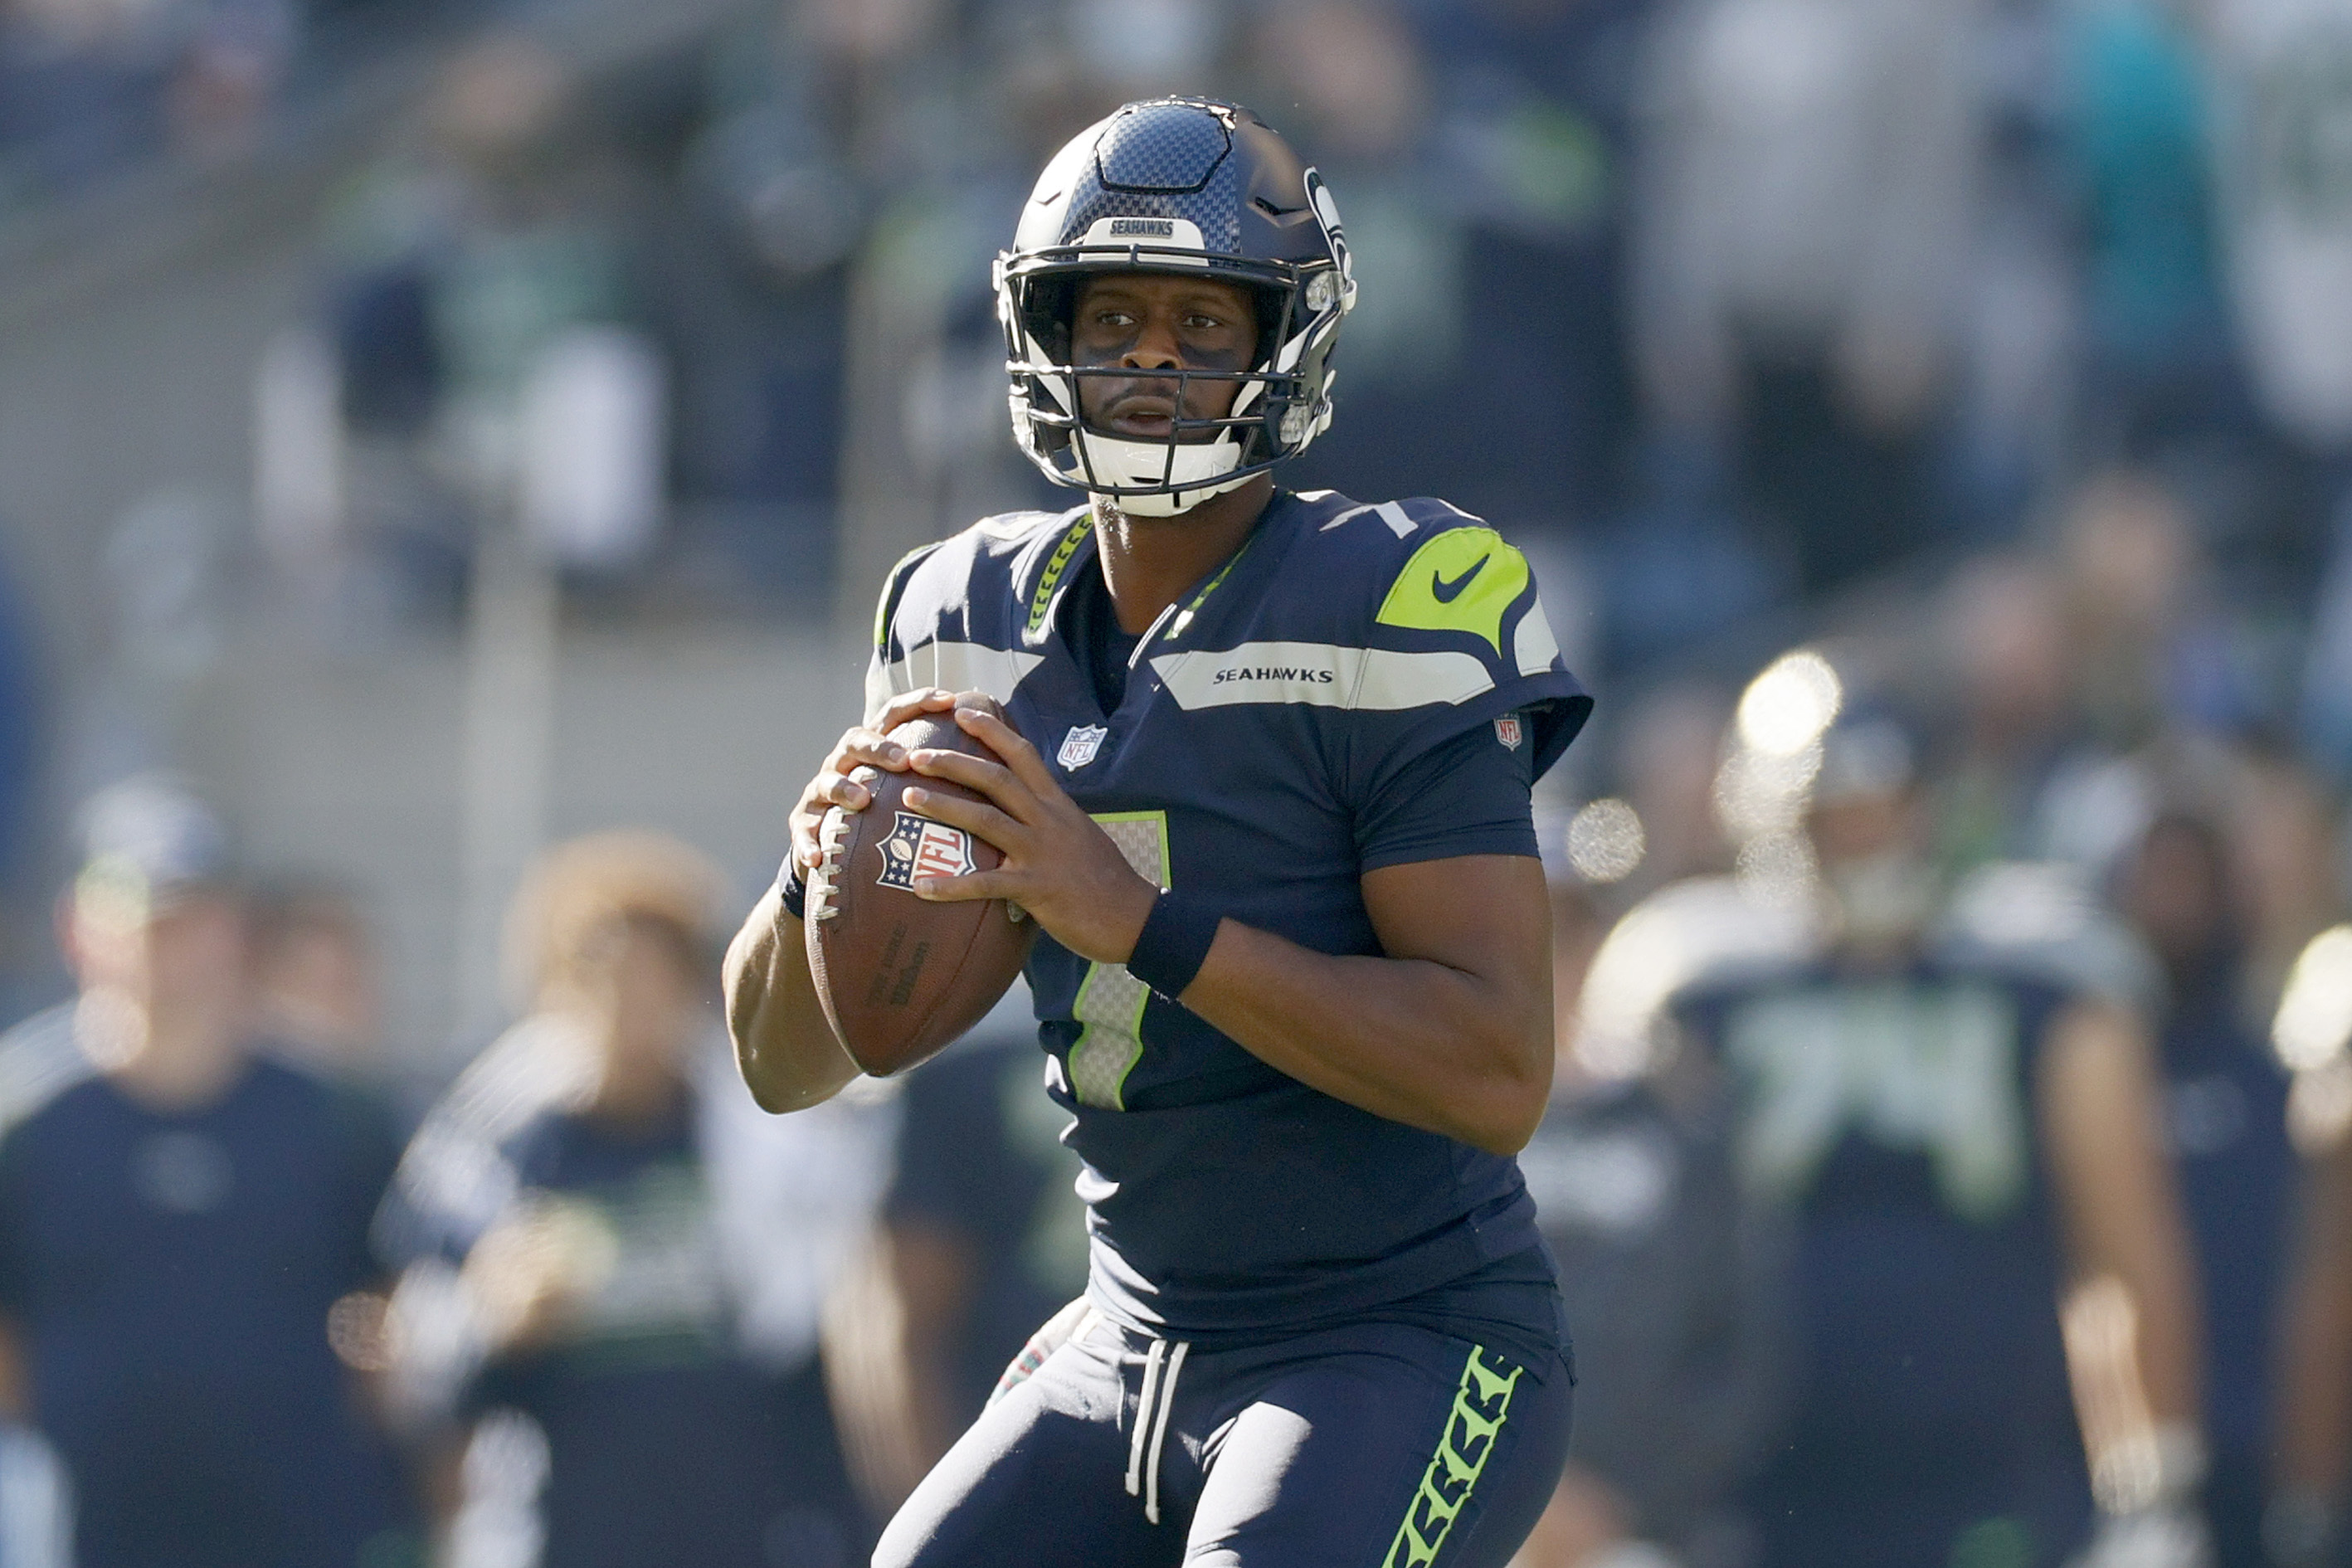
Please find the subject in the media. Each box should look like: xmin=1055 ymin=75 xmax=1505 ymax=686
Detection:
xmin=902 ymin=707 xmax=1161 ymax=967
xmin=786 ymin=687 xmax=962 ymax=882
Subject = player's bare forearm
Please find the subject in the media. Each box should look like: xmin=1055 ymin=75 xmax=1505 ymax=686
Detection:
xmin=731 ymin=685 xmax=968 ymax=1112
xmin=1178 ymin=856 xmax=1555 ymax=1156
xmin=2039 ymin=997 xmax=2203 ymax=1429
xmin=723 ymin=885 xmax=861 ymax=1112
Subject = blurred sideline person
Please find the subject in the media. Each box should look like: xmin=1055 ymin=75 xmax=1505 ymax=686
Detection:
xmin=0 ymin=777 xmax=415 ymax=1568
xmin=1667 ymin=715 xmax=2208 ymax=1568
xmin=1929 ymin=555 xmax=2082 ymax=879
xmin=1510 ymin=871 xmax=1790 ymax=1568
xmin=2273 ymin=1099 xmax=2352 ymax=1568
xmin=825 ymin=1009 xmax=1092 ymax=1506
xmin=2243 ymin=792 xmax=2352 ymax=1568
xmin=380 ymin=830 xmax=884 ymax=1568
xmin=1632 ymin=0 xmax=1974 ymax=593
xmin=249 ymin=875 xmax=386 ymax=1084
xmin=2116 ymin=809 xmax=2296 ymax=1568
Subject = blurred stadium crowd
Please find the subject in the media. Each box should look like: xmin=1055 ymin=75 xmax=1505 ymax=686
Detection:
xmin=0 ymin=0 xmax=2348 ymax=1566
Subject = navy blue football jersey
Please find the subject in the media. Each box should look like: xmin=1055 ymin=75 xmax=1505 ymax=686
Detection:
xmin=1672 ymin=957 xmax=2091 ymax=1554
xmin=866 ymin=487 xmax=1590 ymax=1346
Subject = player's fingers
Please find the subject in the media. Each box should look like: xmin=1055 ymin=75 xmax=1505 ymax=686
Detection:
xmin=907 ymin=748 xmax=1033 ymax=818
xmin=912 ymin=869 xmax=1014 ymax=903
xmin=902 ymin=786 xmax=1024 ymax=855
xmin=820 ymin=770 xmax=878 ymax=812
xmin=957 ymin=709 xmax=1058 ymax=792
xmin=874 ymin=688 xmax=958 ymax=731
xmin=790 ymin=807 xmax=837 ymax=869
xmin=834 ymin=728 xmax=913 ymax=773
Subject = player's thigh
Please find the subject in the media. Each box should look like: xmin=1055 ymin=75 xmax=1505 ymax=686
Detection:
xmin=1184 ymin=1336 xmax=1573 ymax=1568
xmin=874 ymin=1346 xmax=1173 ymax=1568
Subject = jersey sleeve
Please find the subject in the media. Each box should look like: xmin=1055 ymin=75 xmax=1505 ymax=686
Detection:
xmin=862 ymin=513 xmax=1072 ymax=723
xmin=1355 ymin=709 xmax=1540 ymax=872
xmin=864 ymin=542 xmax=946 ymax=725
xmin=1336 ymin=510 xmax=1592 ymax=823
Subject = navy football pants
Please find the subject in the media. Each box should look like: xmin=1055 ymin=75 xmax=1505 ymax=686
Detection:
xmin=874 ymin=1312 xmax=1573 ymax=1568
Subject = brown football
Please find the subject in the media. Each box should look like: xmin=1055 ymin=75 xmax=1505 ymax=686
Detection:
xmin=805 ymin=694 xmax=1036 ymax=1076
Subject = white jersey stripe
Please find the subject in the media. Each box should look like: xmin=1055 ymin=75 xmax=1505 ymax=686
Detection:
xmin=1512 ymin=597 xmax=1563 ymax=677
xmin=1151 ymin=642 xmax=1495 ymax=711
xmin=1315 ymin=499 xmax=1426 ymax=539
xmin=872 ymin=640 xmax=1047 ymax=721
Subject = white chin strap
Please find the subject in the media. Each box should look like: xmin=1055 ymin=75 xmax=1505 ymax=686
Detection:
xmin=1073 ymin=427 xmax=1249 ymax=517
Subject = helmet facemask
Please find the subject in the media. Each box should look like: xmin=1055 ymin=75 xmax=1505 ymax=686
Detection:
xmin=999 ymin=248 xmax=1343 ymax=516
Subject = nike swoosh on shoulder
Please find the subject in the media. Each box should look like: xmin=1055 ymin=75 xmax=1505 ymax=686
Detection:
xmin=1431 ymin=556 xmax=1489 ymax=603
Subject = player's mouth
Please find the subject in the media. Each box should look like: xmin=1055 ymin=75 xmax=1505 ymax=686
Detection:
xmin=1097 ymin=391 xmax=1181 ymax=440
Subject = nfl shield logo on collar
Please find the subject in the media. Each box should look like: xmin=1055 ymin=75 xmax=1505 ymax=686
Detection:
xmin=876 ymin=811 xmax=976 ymax=891
xmin=1058 ymin=724 xmax=1109 ymax=770
xmin=1493 ymin=714 xmax=1524 ymax=752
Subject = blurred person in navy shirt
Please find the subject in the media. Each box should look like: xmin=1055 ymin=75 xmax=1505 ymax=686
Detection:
xmin=2117 ymin=806 xmax=2294 ymax=1568
xmin=0 ymin=776 xmax=413 ymax=1568
xmin=388 ymin=831 xmax=875 ymax=1568
xmin=1514 ymin=873 xmax=1790 ymax=1568
xmin=830 ymin=1015 xmax=1091 ymax=1495
xmin=1668 ymin=714 xmax=2207 ymax=1568
xmin=249 ymin=874 xmax=390 ymax=1088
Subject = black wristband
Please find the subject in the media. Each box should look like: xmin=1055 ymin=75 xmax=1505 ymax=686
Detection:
xmin=1125 ymin=889 xmax=1223 ymax=998
xmin=777 ymin=858 xmax=808 ymax=921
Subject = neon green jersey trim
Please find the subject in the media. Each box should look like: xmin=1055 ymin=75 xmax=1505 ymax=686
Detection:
xmin=1026 ymin=515 xmax=1095 ymax=638
xmin=1066 ymin=811 xmax=1170 ymax=1111
xmin=1375 ymin=528 xmax=1531 ymax=655
xmin=874 ymin=543 xmax=937 ymax=650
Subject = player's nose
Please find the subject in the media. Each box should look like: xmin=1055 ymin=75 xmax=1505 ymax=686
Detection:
xmin=1119 ymin=314 xmax=1185 ymax=372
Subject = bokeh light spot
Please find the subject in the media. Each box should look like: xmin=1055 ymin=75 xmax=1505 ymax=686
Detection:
xmin=1566 ymin=798 xmax=1646 ymax=884
xmin=2274 ymin=924 xmax=2352 ymax=1073
xmin=1734 ymin=830 xmax=1819 ymax=908
xmin=1736 ymin=650 xmax=1844 ymax=757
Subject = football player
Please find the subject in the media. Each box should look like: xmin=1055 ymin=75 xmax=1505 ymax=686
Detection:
xmin=1668 ymin=712 xmax=2208 ymax=1568
xmin=725 ymin=98 xmax=1590 ymax=1567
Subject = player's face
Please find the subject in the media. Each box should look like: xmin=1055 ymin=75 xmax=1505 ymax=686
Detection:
xmin=1069 ymin=273 xmax=1259 ymax=442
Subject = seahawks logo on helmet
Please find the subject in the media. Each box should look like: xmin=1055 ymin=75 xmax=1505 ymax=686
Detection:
xmin=996 ymin=98 xmax=1356 ymax=516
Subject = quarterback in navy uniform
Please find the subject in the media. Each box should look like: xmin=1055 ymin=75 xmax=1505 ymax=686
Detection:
xmin=726 ymin=99 xmax=1590 ymax=1567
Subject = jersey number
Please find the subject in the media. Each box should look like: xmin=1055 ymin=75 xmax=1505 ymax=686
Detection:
xmin=1724 ymin=982 xmax=2028 ymax=1223
xmin=1068 ymin=812 xmax=1171 ymax=1110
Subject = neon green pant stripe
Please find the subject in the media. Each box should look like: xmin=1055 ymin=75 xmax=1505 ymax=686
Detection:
xmin=1382 ymin=1345 xmax=1522 ymax=1568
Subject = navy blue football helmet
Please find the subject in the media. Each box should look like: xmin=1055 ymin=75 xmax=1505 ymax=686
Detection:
xmin=995 ymin=98 xmax=1356 ymax=515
